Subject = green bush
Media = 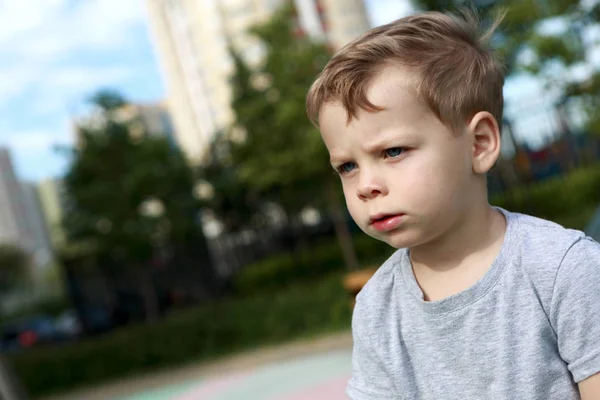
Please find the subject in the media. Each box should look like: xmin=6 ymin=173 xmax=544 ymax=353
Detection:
xmin=353 ymin=233 xmax=395 ymax=264
xmin=492 ymin=164 xmax=600 ymax=220
xmin=234 ymin=233 xmax=394 ymax=296
xmin=0 ymin=296 xmax=70 ymax=325
xmin=10 ymin=273 xmax=351 ymax=398
xmin=552 ymin=205 xmax=597 ymax=231
xmin=234 ymin=253 xmax=298 ymax=294
xmin=237 ymin=165 xmax=600 ymax=297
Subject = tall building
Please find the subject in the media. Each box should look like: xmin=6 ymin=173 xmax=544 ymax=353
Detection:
xmin=126 ymin=102 xmax=176 ymax=142
xmin=37 ymin=178 xmax=67 ymax=250
xmin=145 ymin=0 xmax=370 ymax=163
xmin=20 ymin=182 xmax=54 ymax=269
xmin=0 ymin=148 xmax=30 ymax=247
xmin=0 ymin=148 xmax=57 ymax=288
xmin=73 ymin=101 xmax=176 ymax=147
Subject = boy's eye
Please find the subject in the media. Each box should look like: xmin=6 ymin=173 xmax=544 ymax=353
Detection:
xmin=338 ymin=162 xmax=357 ymax=174
xmin=385 ymin=147 xmax=404 ymax=158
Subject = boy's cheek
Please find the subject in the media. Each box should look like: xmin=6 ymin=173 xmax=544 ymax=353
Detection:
xmin=339 ymin=181 xmax=350 ymax=196
xmin=341 ymin=185 xmax=356 ymax=206
xmin=346 ymin=200 xmax=365 ymax=228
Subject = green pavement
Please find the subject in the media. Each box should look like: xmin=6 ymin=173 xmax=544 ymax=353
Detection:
xmin=120 ymin=382 xmax=197 ymax=400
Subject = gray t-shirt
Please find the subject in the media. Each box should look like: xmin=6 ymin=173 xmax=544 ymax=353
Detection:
xmin=348 ymin=209 xmax=600 ymax=400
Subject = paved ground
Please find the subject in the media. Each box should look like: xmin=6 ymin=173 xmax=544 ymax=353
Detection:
xmin=44 ymin=331 xmax=353 ymax=400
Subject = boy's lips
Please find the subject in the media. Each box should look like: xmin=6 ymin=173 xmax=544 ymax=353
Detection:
xmin=369 ymin=213 xmax=405 ymax=232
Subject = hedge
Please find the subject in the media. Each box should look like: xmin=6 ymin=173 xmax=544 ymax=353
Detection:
xmin=491 ymin=164 xmax=600 ymax=221
xmin=237 ymin=164 xmax=600 ymax=296
xmin=234 ymin=233 xmax=393 ymax=295
xmin=0 ymin=296 xmax=70 ymax=325
xmin=9 ymin=273 xmax=351 ymax=398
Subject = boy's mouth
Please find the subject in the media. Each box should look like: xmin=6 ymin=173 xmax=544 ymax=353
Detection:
xmin=369 ymin=213 xmax=405 ymax=232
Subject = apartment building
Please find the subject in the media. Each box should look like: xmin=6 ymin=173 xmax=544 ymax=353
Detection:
xmin=145 ymin=0 xmax=370 ymax=163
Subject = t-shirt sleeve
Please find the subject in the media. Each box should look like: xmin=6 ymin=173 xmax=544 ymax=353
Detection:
xmin=551 ymin=237 xmax=600 ymax=383
xmin=346 ymin=292 xmax=396 ymax=400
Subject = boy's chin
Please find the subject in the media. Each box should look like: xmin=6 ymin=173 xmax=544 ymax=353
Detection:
xmin=366 ymin=228 xmax=423 ymax=249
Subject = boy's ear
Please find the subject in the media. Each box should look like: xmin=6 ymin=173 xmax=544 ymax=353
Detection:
xmin=468 ymin=111 xmax=501 ymax=174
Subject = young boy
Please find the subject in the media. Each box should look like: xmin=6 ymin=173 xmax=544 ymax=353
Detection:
xmin=306 ymin=10 xmax=600 ymax=400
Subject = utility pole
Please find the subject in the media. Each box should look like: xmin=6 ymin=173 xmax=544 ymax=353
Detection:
xmin=0 ymin=355 xmax=28 ymax=400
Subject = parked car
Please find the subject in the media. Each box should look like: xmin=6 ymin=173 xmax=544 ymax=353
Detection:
xmin=54 ymin=309 xmax=83 ymax=340
xmin=0 ymin=315 xmax=59 ymax=352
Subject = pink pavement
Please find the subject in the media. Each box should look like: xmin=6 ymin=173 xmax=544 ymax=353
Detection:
xmin=272 ymin=374 xmax=351 ymax=400
xmin=173 ymin=371 xmax=252 ymax=400
xmin=169 ymin=349 xmax=352 ymax=400
xmin=172 ymin=373 xmax=350 ymax=400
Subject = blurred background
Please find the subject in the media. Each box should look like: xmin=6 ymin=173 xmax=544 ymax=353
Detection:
xmin=1 ymin=0 xmax=600 ymax=399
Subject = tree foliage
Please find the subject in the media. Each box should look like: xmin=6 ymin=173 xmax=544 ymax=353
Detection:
xmin=0 ymin=244 xmax=29 ymax=294
xmin=228 ymin=4 xmax=333 ymax=212
xmin=415 ymin=0 xmax=587 ymax=77
xmin=63 ymin=90 xmax=202 ymax=261
xmin=219 ymin=3 xmax=360 ymax=270
xmin=63 ymin=89 xmax=208 ymax=320
xmin=196 ymin=133 xmax=268 ymax=233
xmin=415 ymin=0 xmax=600 ymax=134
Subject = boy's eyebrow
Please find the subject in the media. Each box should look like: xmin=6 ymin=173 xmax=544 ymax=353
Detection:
xmin=361 ymin=130 xmax=417 ymax=153
xmin=327 ymin=130 xmax=419 ymax=165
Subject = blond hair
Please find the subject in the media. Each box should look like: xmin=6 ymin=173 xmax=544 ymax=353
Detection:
xmin=306 ymin=10 xmax=506 ymax=131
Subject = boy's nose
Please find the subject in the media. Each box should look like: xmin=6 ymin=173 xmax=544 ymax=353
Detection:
xmin=356 ymin=176 xmax=388 ymax=201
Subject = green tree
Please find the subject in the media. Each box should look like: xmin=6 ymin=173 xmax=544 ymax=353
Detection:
xmin=414 ymin=0 xmax=586 ymax=77
xmin=0 ymin=245 xmax=31 ymax=399
xmin=227 ymin=3 xmax=360 ymax=270
xmin=63 ymin=90 xmax=208 ymax=321
xmin=0 ymin=244 xmax=29 ymax=294
xmin=196 ymin=133 xmax=267 ymax=233
xmin=414 ymin=1 xmax=599 ymax=135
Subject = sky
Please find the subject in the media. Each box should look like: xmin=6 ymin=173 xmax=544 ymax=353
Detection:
xmin=0 ymin=0 xmax=543 ymax=183
xmin=0 ymin=0 xmax=164 ymax=182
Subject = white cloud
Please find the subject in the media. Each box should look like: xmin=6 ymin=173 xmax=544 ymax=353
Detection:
xmin=0 ymin=0 xmax=145 ymax=55
xmin=0 ymin=0 xmax=146 ymax=105
xmin=15 ymin=1 xmax=144 ymax=60
xmin=25 ymin=65 xmax=133 ymax=118
xmin=0 ymin=127 xmax=72 ymax=152
xmin=0 ymin=0 xmax=155 ymax=180
xmin=0 ymin=65 xmax=39 ymax=105
xmin=0 ymin=0 xmax=68 ymax=42
xmin=46 ymin=66 xmax=133 ymax=92
xmin=366 ymin=0 xmax=414 ymax=27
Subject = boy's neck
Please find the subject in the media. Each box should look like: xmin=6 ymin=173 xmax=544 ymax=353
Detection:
xmin=410 ymin=203 xmax=506 ymax=273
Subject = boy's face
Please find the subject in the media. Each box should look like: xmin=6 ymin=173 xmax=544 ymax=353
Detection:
xmin=318 ymin=66 xmax=479 ymax=249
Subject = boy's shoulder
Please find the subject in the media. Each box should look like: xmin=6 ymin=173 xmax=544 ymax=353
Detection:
xmin=506 ymin=209 xmax=588 ymax=262
xmin=355 ymin=248 xmax=406 ymax=309
xmin=497 ymin=209 xmax=600 ymax=306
